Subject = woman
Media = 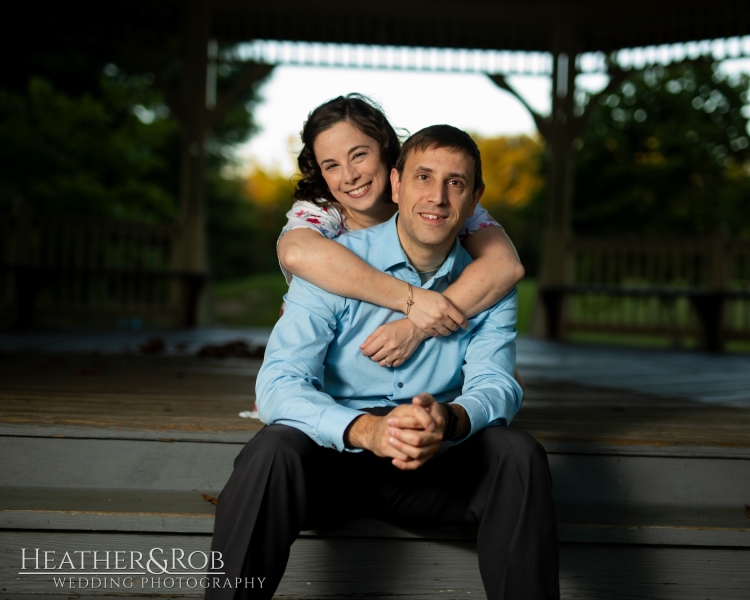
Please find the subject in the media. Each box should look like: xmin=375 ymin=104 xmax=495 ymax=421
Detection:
xmin=277 ymin=94 xmax=524 ymax=369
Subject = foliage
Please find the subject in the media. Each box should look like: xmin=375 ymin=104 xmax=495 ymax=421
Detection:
xmin=574 ymin=59 xmax=750 ymax=238
xmin=476 ymin=134 xmax=545 ymax=209
xmin=206 ymin=170 xmax=291 ymax=280
xmin=0 ymin=75 xmax=178 ymax=221
xmin=471 ymin=134 xmax=546 ymax=277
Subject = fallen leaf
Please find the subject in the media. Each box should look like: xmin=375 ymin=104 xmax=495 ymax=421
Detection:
xmin=197 ymin=340 xmax=265 ymax=359
xmin=202 ymin=493 xmax=218 ymax=505
xmin=138 ymin=337 xmax=166 ymax=354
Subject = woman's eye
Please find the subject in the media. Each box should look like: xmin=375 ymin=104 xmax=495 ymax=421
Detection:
xmin=324 ymin=163 xmax=338 ymax=171
xmin=353 ymin=151 xmax=367 ymax=160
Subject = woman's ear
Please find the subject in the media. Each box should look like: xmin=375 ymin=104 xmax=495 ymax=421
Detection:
xmin=390 ymin=168 xmax=401 ymax=205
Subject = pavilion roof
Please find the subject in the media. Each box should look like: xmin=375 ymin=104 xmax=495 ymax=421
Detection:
xmin=41 ymin=0 xmax=750 ymax=54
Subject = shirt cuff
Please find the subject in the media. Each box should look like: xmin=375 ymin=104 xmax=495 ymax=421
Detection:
xmin=317 ymin=404 xmax=366 ymax=452
xmin=451 ymin=396 xmax=491 ymax=442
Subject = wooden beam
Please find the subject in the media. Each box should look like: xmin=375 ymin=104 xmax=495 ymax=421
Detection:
xmin=207 ymin=63 xmax=274 ymax=130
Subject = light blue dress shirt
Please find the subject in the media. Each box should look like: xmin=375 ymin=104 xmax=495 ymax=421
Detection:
xmin=256 ymin=213 xmax=523 ymax=452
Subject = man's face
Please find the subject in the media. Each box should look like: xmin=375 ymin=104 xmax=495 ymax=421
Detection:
xmin=391 ymin=145 xmax=484 ymax=251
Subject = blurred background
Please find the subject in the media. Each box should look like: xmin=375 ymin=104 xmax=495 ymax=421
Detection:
xmin=2 ymin=1 xmax=749 ymax=352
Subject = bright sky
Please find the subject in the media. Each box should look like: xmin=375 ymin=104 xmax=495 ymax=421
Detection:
xmin=237 ymin=59 xmax=750 ymax=176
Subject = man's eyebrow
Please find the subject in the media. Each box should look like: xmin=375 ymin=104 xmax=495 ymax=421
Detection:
xmin=319 ymin=144 xmax=371 ymax=165
xmin=411 ymin=165 xmax=467 ymax=179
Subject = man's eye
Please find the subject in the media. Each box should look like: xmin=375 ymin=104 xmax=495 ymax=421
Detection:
xmin=448 ymin=179 xmax=464 ymax=187
xmin=417 ymin=174 xmax=429 ymax=181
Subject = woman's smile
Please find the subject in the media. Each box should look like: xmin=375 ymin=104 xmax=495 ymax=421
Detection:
xmin=313 ymin=120 xmax=393 ymax=228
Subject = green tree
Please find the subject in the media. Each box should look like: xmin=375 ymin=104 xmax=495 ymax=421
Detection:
xmin=574 ymin=59 xmax=750 ymax=238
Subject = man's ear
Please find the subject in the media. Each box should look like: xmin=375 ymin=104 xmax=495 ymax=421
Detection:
xmin=468 ymin=184 xmax=484 ymax=216
xmin=390 ymin=168 xmax=401 ymax=204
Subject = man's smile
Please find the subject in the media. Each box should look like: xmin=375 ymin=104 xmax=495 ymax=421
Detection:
xmin=419 ymin=212 xmax=449 ymax=222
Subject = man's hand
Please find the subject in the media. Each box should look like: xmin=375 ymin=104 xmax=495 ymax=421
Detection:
xmin=345 ymin=397 xmax=444 ymax=470
xmin=360 ymin=319 xmax=429 ymax=368
xmin=387 ymin=393 xmax=471 ymax=444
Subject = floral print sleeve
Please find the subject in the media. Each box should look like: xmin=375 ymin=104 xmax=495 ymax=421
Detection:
xmin=278 ymin=200 xmax=345 ymax=284
xmin=458 ymin=203 xmax=502 ymax=242
xmin=280 ymin=200 xmax=345 ymax=241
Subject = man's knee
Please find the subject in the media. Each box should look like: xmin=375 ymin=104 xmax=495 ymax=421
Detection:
xmin=477 ymin=426 xmax=549 ymax=469
xmin=234 ymin=424 xmax=315 ymax=471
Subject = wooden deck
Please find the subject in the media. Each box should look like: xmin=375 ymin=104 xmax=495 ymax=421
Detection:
xmin=0 ymin=330 xmax=749 ymax=598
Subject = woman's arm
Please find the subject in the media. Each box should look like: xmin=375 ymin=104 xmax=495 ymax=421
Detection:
xmin=358 ymin=226 xmax=524 ymax=368
xmin=444 ymin=225 xmax=525 ymax=318
xmin=278 ymin=228 xmax=467 ymax=334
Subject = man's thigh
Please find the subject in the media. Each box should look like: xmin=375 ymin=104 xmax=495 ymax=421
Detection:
xmin=370 ymin=426 xmax=540 ymax=529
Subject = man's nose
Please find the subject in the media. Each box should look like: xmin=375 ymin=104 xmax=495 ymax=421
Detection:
xmin=427 ymin=183 xmax=448 ymax=205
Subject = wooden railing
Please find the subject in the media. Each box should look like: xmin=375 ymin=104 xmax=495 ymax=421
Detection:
xmin=539 ymin=235 xmax=750 ymax=350
xmin=0 ymin=213 xmax=205 ymax=329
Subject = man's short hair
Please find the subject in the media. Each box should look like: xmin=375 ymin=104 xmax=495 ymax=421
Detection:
xmin=395 ymin=125 xmax=484 ymax=191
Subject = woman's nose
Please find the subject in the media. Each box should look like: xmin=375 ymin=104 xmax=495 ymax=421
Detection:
xmin=342 ymin=164 xmax=360 ymax=183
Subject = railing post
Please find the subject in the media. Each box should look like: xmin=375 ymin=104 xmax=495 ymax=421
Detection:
xmin=10 ymin=201 xmax=37 ymax=329
xmin=692 ymin=231 xmax=729 ymax=352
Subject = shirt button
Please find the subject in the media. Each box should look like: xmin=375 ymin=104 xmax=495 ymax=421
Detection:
xmin=397 ymin=382 xmax=403 ymax=388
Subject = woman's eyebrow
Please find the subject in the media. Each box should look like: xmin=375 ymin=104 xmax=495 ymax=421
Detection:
xmin=347 ymin=144 xmax=371 ymax=155
xmin=319 ymin=144 xmax=370 ymax=166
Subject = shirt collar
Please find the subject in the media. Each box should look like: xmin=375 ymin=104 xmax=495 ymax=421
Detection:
xmin=378 ymin=212 xmax=462 ymax=282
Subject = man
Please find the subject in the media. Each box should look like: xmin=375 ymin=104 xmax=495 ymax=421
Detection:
xmin=207 ymin=125 xmax=559 ymax=600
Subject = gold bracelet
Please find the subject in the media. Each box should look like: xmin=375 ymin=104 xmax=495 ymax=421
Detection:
xmin=406 ymin=283 xmax=414 ymax=315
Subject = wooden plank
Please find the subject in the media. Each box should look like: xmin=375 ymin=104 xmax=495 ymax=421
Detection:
xmin=559 ymin=544 xmax=750 ymax=600
xmin=1 ymin=354 xmax=748 ymax=453
xmin=2 ymin=489 xmax=747 ymax=547
xmin=0 ymin=437 xmax=241 ymax=492
xmin=2 ymin=435 xmax=749 ymax=506
xmin=1 ymin=532 xmax=748 ymax=599
xmin=548 ymin=453 xmax=750 ymax=507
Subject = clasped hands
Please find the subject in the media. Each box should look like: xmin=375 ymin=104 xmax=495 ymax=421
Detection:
xmin=345 ymin=393 xmax=446 ymax=471
xmin=360 ymin=287 xmax=468 ymax=368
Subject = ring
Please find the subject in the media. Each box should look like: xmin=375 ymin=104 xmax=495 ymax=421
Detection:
xmin=385 ymin=362 xmax=392 ymax=368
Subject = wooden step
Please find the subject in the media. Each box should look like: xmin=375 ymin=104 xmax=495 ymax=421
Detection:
xmin=1 ymin=352 xmax=749 ymax=598
xmin=2 ymin=488 xmax=749 ymax=547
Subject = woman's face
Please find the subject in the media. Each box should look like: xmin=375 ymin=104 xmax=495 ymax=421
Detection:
xmin=313 ymin=120 xmax=390 ymax=214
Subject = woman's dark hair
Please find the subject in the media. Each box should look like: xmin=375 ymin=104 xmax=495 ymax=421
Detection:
xmin=295 ymin=94 xmax=402 ymax=205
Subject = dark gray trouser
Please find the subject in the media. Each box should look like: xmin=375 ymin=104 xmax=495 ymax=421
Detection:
xmin=205 ymin=423 xmax=560 ymax=600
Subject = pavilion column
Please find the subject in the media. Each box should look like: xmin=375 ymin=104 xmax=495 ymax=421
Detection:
xmin=176 ymin=0 xmax=211 ymax=327
xmin=532 ymin=32 xmax=579 ymax=339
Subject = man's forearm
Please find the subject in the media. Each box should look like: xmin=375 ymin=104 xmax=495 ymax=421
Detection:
xmin=344 ymin=414 xmax=378 ymax=450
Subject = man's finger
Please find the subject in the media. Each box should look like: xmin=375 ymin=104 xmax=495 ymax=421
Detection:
xmin=392 ymin=457 xmax=428 ymax=470
xmin=412 ymin=393 xmax=436 ymax=407
xmin=389 ymin=426 xmax=441 ymax=448
xmin=386 ymin=416 xmax=425 ymax=429
xmin=402 ymin=404 xmax=436 ymax=431
xmin=388 ymin=435 xmax=437 ymax=460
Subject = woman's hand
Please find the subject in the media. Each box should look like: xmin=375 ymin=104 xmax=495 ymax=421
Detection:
xmin=406 ymin=287 xmax=468 ymax=337
xmin=360 ymin=319 xmax=430 ymax=368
